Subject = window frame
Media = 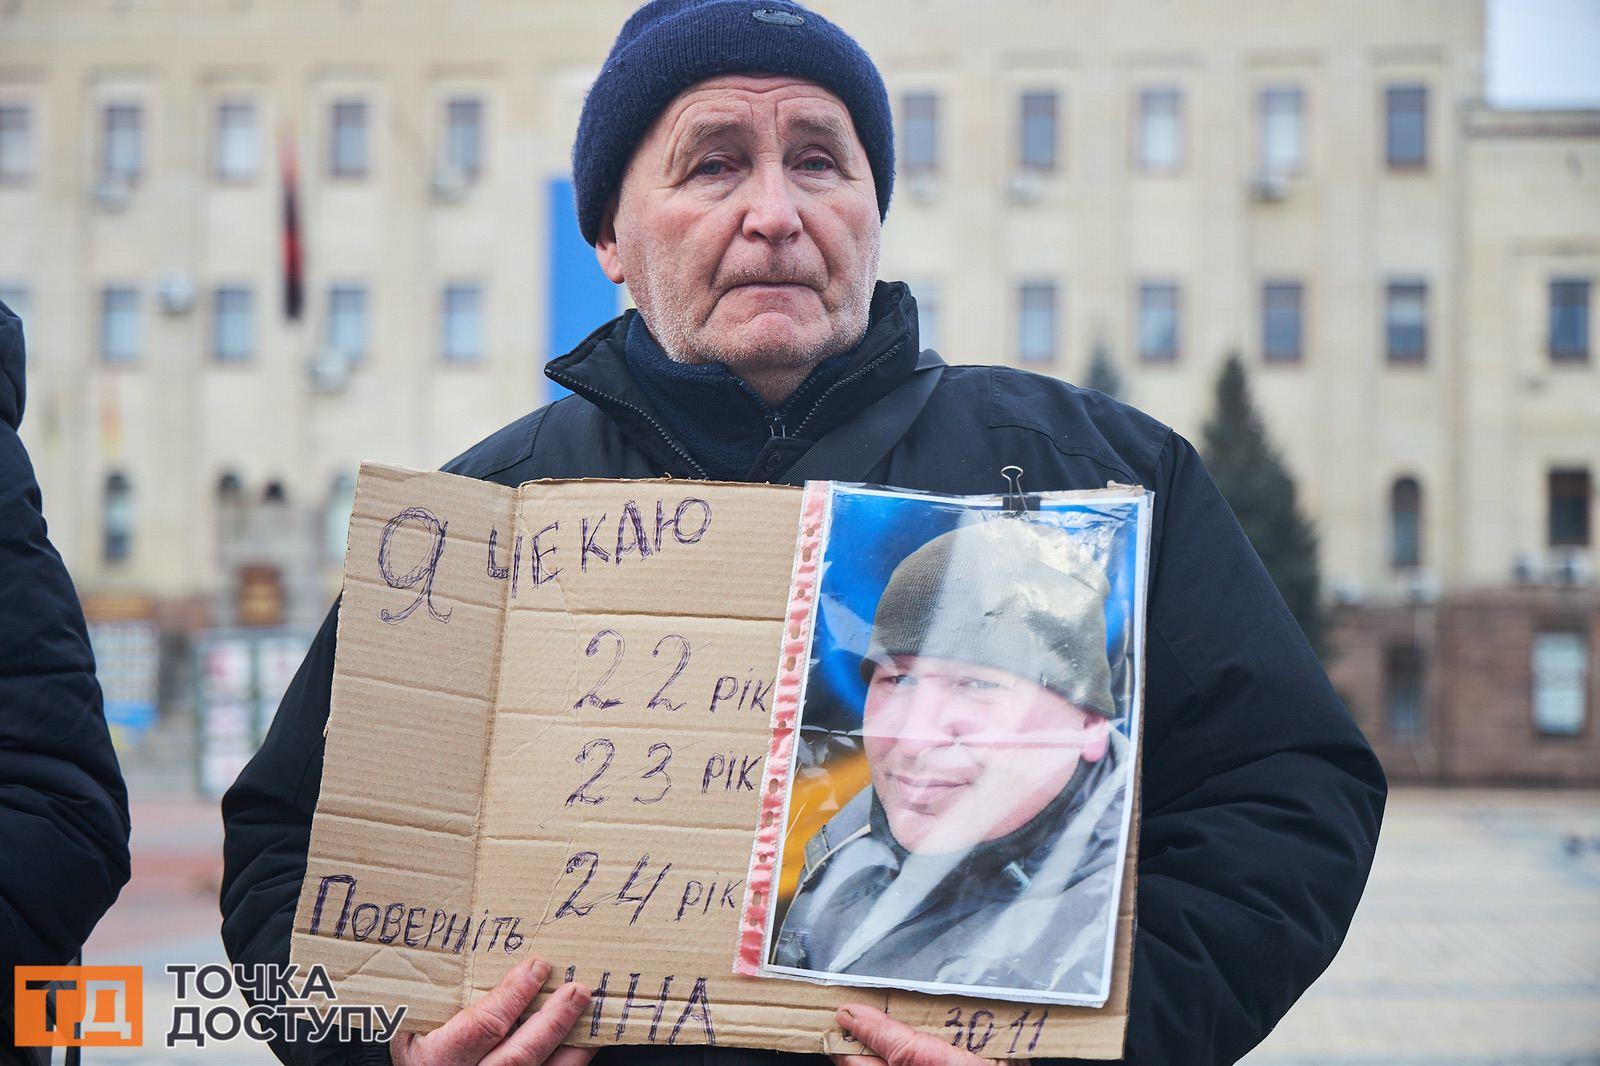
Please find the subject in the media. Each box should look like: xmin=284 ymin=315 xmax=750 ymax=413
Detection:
xmin=1258 ymin=85 xmax=1305 ymax=176
xmin=1137 ymin=280 xmax=1181 ymax=362
xmin=440 ymin=282 xmax=485 ymax=364
xmin=0 ymin=101 xmax=33 ymax=185
xmin=1383 ymin=642 xmax=1426 ymax=741
xmin=443 ymin=96 xmax=484 ymax=180
xmin=1018 ymin=90 xmax=1058 ymax=173
xmin=1531 ymin=628 xmax=1590 ymax=738
xmin=326 ymin=283 xmax=370 ymax=363
xmin=1135 ymin=86 xmax=1184 ymax=174
xmin=901 ymin=91 xmax=940 ymax=176
xmin=1549 ymin=278 xmax=1591 ymax=364
xmin=1262 ymin=279 xmax=1305 ymax=363
xmin=1390 ymin=476 xmax=1422 ymax=569
xmin=1016 ymin=280 xmax=1058 ymax=365
xmin=1384 ymin=84 xmax=1428 ymax=170
xmin=1384 ymin=279 xmax=1428 ymax=364
xmin=101 ymin=101 xmax=144 ymax=186
xmin=328 ymin=98 xmax=369 ymax=179
xmin=100 ymin=286 xmax=141 ymax=364
xmin=213 ymin=99 xmax=260 ymax=183
xmin=1548 ymin=468 xmax=1593 ymax=549
xmin=212 ymin=285 xmax=255 ymax=363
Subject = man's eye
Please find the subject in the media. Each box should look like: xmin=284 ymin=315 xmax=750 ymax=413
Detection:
xmin=798 ymin=156 xmax=833 ymax=173
xmin=958 ymin=677 xmax=1002 ymax=692
xmin=877 ymin=673 xmax=913 ymax=687
xmin=695 ymin=159 xmax=728 ymax=177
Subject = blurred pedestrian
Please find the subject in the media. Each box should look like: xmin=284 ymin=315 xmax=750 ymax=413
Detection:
xmin=0 ymin=298 xmax=132 ymax=1064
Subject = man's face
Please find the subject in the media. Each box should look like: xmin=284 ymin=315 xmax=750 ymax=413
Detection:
xmin=594 ymin=74 xmax=881 ymax=385
xmin=863 ymin=656 xmax=1111 ymax=855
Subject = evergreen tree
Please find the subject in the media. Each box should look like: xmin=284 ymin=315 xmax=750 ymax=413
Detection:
xmin=1200 ymin=353 xmax=1328 ymax=657
xmin=1087 ymin=338 xmax=1122 ymax=399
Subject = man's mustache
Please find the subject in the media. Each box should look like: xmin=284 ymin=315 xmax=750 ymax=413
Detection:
xmin=714 ymin=262 xmax=825 ymax=292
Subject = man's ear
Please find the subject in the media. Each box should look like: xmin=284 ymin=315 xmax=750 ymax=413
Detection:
xmin=594 ymin=197 xmax=626 ymax=284
xmin=1080 ymin=715 xmax=1112 ymax=763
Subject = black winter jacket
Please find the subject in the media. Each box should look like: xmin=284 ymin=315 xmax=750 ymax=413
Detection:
xmin=0 ymin=299 xmax=132 ymax=1063
xmin=220 ymin=282 xmax=1386 ymax=1066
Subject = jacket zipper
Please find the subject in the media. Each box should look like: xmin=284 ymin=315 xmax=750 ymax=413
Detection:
xmin=791 ymin=337 xmax=909 ymax=439
xmin=544 ymin=367 xmax=711 ymax=481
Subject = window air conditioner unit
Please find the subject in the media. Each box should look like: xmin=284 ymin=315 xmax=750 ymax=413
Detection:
xmin=1398 ymin=568 xmax=1439 ymax=604
xmin=93 ymin=178 xmax=133 ymax=212
xmin=1512 ymin=553 xmax=1539 ymax=584
xmin=430 ymin=163 xmax=470 ymax=203
xmin=1007 ymin=170 xmax=1044 ymax=205
xmin=157 ymin=272 xmax=196 ymax=315
xmin=1549 ymin=548 xmax=1595 ymax=588
xmin=1328 ymin=580 xmax=1363 ymax=607
xmin=308 ymin=348 xmax=352 ymax=393
xmin=1248 ymin=168 xmax=1289 ymax=203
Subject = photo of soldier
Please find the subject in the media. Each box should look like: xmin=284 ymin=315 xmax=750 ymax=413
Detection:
xmin=764 ymin=485 xmax=1147 ymax=1005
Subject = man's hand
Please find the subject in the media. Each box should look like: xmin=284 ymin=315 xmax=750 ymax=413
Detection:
xmin=829 ymin=1004 xmax=1018 ymax=1066
xmin=389 ymin=957 xmax=595 ymax=1066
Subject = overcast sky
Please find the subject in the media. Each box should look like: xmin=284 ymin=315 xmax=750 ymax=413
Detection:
xmin=1488 ymin=0 xmax=1600 ymax=106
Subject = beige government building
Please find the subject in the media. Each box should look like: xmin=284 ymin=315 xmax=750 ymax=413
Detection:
xmin=0 ymin=0 xmax=1596 ymax=784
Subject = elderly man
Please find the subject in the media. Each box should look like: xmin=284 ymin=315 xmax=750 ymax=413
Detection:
xmin=773 ymin=519 xmax=1127 ymax=999
xmin=221 ymin=1 xmax=1387 ymax=1065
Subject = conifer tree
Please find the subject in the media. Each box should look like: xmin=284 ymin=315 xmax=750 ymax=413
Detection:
xmin=1087 ymin=338 xmax=1122 ymax=399
xmin=1200 ymin=353 xmax=1327 ymax=657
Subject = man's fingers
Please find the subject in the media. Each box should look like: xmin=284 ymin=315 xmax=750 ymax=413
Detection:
xmin=481 ymin=982 xmax=593 ymax=1066
xmin=836 ymin=1005 xmax=934 ymax=1066
xmin=432 ymin=958 xmax=549 ymax=1060
xmin=545 ymin=1045 xmax=600 ymax=1066
xmin=830 ymin=1053 xmax=889 ymax=1066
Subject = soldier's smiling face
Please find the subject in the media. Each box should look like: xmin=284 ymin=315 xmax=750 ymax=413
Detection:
xmin=863 ymin=655 xmax=1110 ymax=854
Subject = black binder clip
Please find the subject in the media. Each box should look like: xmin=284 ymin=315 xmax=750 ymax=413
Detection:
xmin=1001 ymin=465 xmax=1039 ymax=515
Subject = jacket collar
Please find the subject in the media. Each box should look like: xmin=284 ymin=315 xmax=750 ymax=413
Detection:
xmin=544 ymin=280 xmax=923 ymax=479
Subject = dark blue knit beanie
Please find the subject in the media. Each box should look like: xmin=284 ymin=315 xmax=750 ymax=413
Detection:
xmin=572 ymin=0 xmax=895 ymax=245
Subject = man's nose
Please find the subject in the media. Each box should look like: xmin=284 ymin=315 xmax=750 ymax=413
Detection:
xmin=740 ymin=160 xmax=803 ymax=244
xmin=894 ymin=687 xmax=983 ymax=758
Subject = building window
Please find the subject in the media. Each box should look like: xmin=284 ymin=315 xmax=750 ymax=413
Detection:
xmin=1259 ymin=86 xmax=1304 ymax=175
xmin=1549 ymin=278 xmax=1591 ymax=363
xmin=1138 ymin=281 xmax=1180 ymax=361
xmin=212 ymin=286 xmax=254 ymax=363
xmin=327 ymin=285 xmax=368 ymax=363
xmin=1384 ymin=644 xmax=1425 ymax=740
xmin=102 ymin=103 xmax=143 ymax=185
xmin=100 ymin=286 xmax=140 ymax=364
xmin=1385 ymin=85 xmax=1427 ymax=169
xmin=1017 ymin=281 xmax=1057 ymax=364
xmin=1385 ymin=280 xmax=1427 ymax=363
xmin=912 ymin=281 xmax=941 ymax=353
xmin=1532 ymin=630 xmax=1589 ymax=736
xmin=441 ymin=283 xmax=483 ymax=363
xmin=1019 ymin=91 xmax=1057 ymax=172
xmin=1262 ymin=281 xmax=1303 ymax=362
xmin=329 ymin=99 xmax=368 ymax=177
xmin=1137 ymin=87 xmax=1183 ymax=172
xmin=444 ymin=97 xmax=483 ymax=179
xmin=0 ymin=103 xmax=32 ymax=183
xmin=1390 ymin=476 xmax=1422 ymax=569
xmin=216 ymin=471 xmax=247 ymax=547
xmin=104 ymin=471 xmax=133 ymax=563
xmin=902 ymin=92 xmax=939 ymax=175
xmin=1549 ymin=468 xmax=1592 ymax=548
xmin=214 ymin=100 xmax=259 ymax=182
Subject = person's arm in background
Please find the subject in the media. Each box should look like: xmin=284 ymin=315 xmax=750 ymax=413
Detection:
xmin=0 ymin=298 xmax=132 ymax=1008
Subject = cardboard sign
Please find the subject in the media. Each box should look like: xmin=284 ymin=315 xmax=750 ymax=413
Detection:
xmin=291 ymin=464 xmax=1136 ymax=1058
